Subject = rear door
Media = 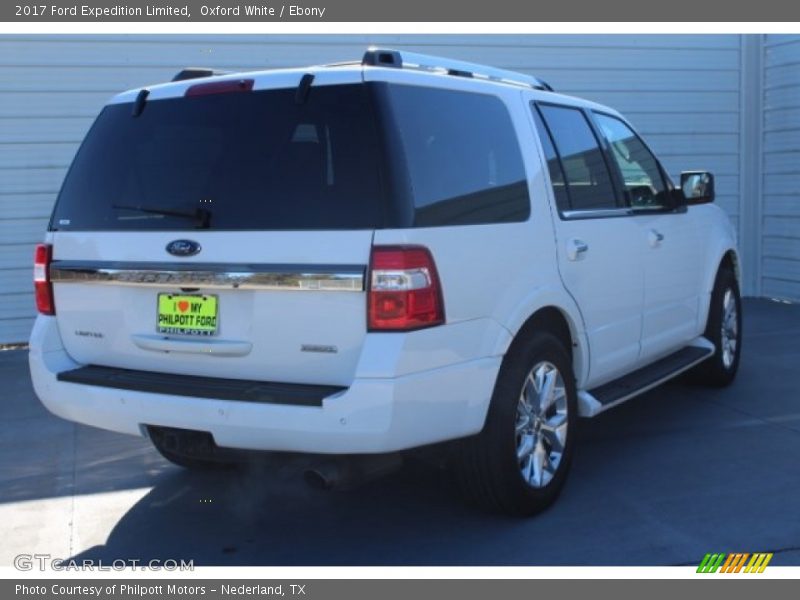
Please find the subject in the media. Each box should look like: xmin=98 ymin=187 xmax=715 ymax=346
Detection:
xmin=48 ymin=73 xmax=385 ymax=387
xmin=533 ymin=103 xmax=644 ymax=386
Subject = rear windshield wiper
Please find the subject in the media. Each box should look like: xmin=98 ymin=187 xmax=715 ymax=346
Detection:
xmin=113 ymin=204 xmax=211 ymax=228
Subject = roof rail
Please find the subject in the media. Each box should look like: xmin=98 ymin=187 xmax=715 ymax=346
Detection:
xmin=172 ymin=68 xmax=229 ymax=82
xmin=362 ymin=47 xmax=553 ymax=92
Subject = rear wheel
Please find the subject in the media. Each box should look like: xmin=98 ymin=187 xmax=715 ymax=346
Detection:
xmin=453 ymin=332 xmax=577 ymax=516
xmin=691 ymin=267 xmax=742 ymax=387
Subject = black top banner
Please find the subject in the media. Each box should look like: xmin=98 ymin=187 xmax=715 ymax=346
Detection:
xmin=2 ymin=0 xmax=799 ymax=21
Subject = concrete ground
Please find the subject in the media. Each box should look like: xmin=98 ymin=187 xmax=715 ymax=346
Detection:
xmin=1 ymin=298 xmax=799 ymax=566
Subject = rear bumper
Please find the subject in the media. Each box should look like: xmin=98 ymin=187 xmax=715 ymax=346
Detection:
xmin=29 ymin=316 xmax=502 ymax=454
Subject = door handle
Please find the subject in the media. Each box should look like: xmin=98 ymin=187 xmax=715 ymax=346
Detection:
xmin=649 ymin=229 xmax=665 ymax=247
xmin=567 ymin=239 xmax=589 ymax=261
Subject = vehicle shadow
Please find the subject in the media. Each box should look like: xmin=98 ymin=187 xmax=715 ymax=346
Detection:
xmin=65 ymin=377 xmax=731 ymax=566
xmin=68 ymin=452 xmax=522 ymax=566
xmin=21 ymin=298 xmax=800 ymax=565
xmin=0 ymin=349 xmax=178 ymax=506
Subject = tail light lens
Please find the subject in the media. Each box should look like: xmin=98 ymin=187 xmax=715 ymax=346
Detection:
xmin=368 ymin=245 xmax=445 ymax=331
xmin=34 ymin=243 xmax=55 ymax=315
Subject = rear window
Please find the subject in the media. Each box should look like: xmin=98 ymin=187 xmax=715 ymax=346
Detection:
xmin=536 ymin=104 xmax=619 ymax=212
xmin=51 ymin=81 xmax=530 ymax=232
xmin=51 ymin=84 xmax=387 ymax=231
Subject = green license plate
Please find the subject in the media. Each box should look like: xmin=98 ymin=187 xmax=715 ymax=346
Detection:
xmin=157 ymin=294 xmax=218 ymax=336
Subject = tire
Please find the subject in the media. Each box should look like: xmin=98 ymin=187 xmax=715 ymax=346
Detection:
xmin=452 ymin=332 xmax=578 ymax=516
xmin=691 ymin=267 xmax=742 ymax=387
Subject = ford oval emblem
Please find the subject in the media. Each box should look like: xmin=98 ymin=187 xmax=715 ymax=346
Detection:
xmin=166 ymin=239 xmax=201 ymax=257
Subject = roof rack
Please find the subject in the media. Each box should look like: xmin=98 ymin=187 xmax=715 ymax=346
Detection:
xmin=362 ymin=48 xmax=553 ymax=92
xmin=172 ymin=68 xmax=230 ymax=82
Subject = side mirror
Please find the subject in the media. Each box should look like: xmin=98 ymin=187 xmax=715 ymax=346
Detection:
xmin=680 ymin=171 xmax=715 ymax=205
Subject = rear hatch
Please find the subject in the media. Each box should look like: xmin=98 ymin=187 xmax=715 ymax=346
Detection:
xmin=48 ymin=71 xmax=385 ymax=386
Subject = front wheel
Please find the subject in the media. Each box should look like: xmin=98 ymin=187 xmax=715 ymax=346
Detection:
xmin=691 ymin=267 xmax=742 ymax=387
xmin=452 ymin=332 xmax=577 ymax=516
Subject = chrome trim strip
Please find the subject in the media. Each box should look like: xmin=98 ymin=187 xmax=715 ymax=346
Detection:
xmin=50 ymin=261 xmax=365 ymax=292
xmin=561 ymin=208 xmax=634 ymax=220
xmin=131 ymin=334 xmax=253 ymax=357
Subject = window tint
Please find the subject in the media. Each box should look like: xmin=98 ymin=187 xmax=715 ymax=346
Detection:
xmin=52 ymin=85 xmax=387 ymax=231
xmin=593 ymin=113 xmax=669 ymax=210
xmin=537 ymin=104 xmax=618 ymax=212
xmin=532 ymin=108 xmax=569 ymax=212
xmin=380 ymin=84 xmax=530 ymax=227
xmin=52 ymin=82 xmax=532 ymax=233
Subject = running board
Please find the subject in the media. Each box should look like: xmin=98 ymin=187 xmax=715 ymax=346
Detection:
xmin=577 ymin=338 xmax=715 ymax=417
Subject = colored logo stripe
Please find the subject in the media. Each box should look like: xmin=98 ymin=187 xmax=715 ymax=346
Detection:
xmin=720 ymin=553 xmax=749 ymax=573
xmin=697 ymin=553 xmax=726 ymax=573
xmin=697 ymin=552 xmax=773 ymax=573
xmin=745 ymin=553 xmax=773 ymax=573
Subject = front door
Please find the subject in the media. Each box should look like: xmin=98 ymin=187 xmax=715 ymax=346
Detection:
xmin=591 ymin=112 xmax=703 ymax=362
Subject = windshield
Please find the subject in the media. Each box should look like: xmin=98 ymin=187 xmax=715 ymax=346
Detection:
xmin=51 ymin=83 xmax=388 ymax=231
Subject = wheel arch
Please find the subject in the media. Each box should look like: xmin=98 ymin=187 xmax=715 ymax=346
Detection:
xmin=719 ymin=248 xmax=741 ymax=287
xmin=698 ymin=246 xmax=741 ymax=333
xmin=495 ymin=296 xmax=589 ymax=388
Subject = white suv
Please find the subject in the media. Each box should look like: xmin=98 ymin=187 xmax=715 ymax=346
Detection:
xmin=29 ymin=49 xmax=742 ymax=515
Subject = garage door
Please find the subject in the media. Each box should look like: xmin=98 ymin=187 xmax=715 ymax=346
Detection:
xmin=0 ymin=34 xmax=745 ymax=343
xmin=762 ymin=35 xmax=800 ymax=300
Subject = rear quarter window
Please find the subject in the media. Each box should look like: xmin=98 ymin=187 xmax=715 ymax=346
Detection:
xmin=376 ymin=84 xmax=530 ymax=227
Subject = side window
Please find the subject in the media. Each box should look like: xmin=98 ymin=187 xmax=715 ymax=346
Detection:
xmin=532 ymin=108 xmax=569 ymax=212
xmin=383 ymin=84 xmax=530 ymax=227
xmin=593 ymin=113 xmax=669 ymax=210
xmin=537 ymin=104 xmax=619 ymax=212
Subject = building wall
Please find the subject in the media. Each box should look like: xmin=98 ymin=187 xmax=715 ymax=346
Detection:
xmin=0 ymin=34 xmax=760 ymax=343
xmin=762 ymin=35 xmax=800 ymax=300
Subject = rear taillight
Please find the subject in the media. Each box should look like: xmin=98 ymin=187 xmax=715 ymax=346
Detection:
xmin=34 ymin=243 xmax=54 ymax=315
xmin=368 ymin=245 xmax=445 ymax=331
